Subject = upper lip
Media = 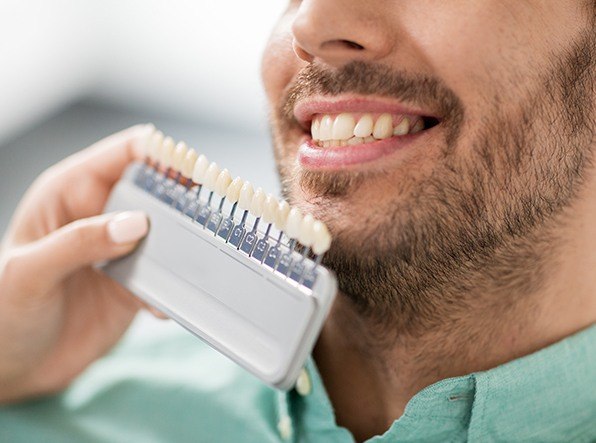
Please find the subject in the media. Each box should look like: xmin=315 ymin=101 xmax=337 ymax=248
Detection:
xmin=293 ymin=95 xmax=439 ymax=131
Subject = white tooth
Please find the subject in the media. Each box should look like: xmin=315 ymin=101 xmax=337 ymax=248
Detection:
xmin=312 ymin=220 xmax=331 ymax=255
xmin=203 ymin=162 xmax=221 ymax=191
xmin=172 ymin=141 xmax=188 ymax=172
xmin=226 ymin=176 xmax=243 ymax=202
xmin=332 ymin=113 xmax=356 ymax=140
xmin=137 ymin=123 xmax=155 ymax=157
xmin=373 ymin=113 xmax=393 ymax=139
xmin=238 ymin=181 xmax=254 ymax=210
xmin=149 ymin=130 xmax=164 ymax=162
xmin=393 ymin=117 xmax=410 ymax=136
xmin=311 ymin=119 xmax=320 ymax=140
xmin=285 ymin=207 xmax=303 ymax=239
xmin=364 ymin=136 xmax=375 ymax=143
xmin=181 ymin=148 xmax=198 ymax=178
xmin=275 ymin=200 xmax=290 ymax=231
xmin=353 ymin=114 xmax=373 ymax=138
xmin=410 ymin=118 xmax=424 ymax=134
xmin=249 ymin=187 xmax=266 ymax=216
xmin=262 ymin=194 xmax=279 ymax=224
xmin=319 ymin=115 xmax=333 ymax=141
xmin=192 ymin=154 xmax=210 ymax=183
xmin=347 ymin=137 xmax=363 ymax=146
xmin=160 ymin=136 xmax=175 ymax=168
xmin=214 ymin=169 xmax=232 ymax=196
xmin=299 ymin=214 xmax=315 ymax=247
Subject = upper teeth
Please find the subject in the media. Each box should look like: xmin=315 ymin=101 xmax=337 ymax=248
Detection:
xmin=311 ymin=112 xmax=424 ymax=147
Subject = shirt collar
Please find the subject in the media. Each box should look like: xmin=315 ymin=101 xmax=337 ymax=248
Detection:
xmin=281 ymin=324 xmax=596 ymax=442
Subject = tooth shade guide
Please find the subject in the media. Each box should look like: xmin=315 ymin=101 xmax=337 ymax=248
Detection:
xmin=125 ymin=129 xmax=334 ymax=290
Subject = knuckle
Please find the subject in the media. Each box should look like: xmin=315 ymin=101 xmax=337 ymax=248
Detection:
xmin=65 ymin=220 xmax=96 ymax=247
xmin=0 ymin=248 xmax=33 ymax=294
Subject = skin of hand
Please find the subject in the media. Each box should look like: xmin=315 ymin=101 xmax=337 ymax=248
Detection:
xmin=0 ymin=124 xmax=156 ymax=404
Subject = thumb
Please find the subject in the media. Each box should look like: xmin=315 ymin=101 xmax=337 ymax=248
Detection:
xmin=10 ymin=211 xmax=149 ymax=295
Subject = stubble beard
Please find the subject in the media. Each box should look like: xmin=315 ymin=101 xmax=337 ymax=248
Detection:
xmin=270 ymin=34 xmax=595 ymax=337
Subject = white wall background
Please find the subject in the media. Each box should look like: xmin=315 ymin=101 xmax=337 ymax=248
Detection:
xmin=0 ymin=0 xmax=287 ymax=143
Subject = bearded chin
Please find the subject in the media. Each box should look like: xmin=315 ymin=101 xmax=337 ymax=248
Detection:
xmin=274 ymin=35 xmax=595 ymax=334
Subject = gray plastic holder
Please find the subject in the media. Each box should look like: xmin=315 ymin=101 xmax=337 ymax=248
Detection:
xmin=101 ymin=163 xmax=337 ymax=390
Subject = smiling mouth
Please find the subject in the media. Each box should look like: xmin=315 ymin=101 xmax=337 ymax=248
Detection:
xmin=292 ymin=98 xmax=441 ymax=169
xmin=309 ymin=112 xmax=439 ymax=147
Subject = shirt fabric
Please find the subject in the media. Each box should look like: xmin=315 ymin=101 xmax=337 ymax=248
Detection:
xmin=1 ymin=317 xmax=594 ymax=443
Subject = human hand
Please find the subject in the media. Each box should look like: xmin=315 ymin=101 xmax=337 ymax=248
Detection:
xmin=0 ymin=125 xmax=154 ymax=403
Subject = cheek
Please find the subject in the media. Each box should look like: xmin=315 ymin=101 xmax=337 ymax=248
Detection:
xmin=261 ymin=13 xmax=304 ymax=109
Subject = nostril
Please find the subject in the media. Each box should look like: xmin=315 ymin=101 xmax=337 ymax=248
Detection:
xmin=342 ymin=40 xmax=364 ymax=50
xmin=320 ymin=39 xmax=365 ymax=52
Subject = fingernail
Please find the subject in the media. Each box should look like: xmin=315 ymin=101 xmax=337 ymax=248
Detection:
xmin=108 ymin=211 xmax=149 ymax=244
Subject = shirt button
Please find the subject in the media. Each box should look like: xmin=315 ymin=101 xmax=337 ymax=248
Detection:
xmin=277 ymin=415 xmax=292 ymax=440
xmin=295 ymin=368 xmax=312 ymax=396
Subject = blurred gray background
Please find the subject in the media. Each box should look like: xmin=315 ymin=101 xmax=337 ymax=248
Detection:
xmin=0 ymin=0 xmax=286 ymax=233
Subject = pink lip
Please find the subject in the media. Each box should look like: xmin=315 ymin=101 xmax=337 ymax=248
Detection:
xmin=298 ymin=133 xmax=423 ymax=169
xmin=293 ymin=96 xmax=435 ymax=129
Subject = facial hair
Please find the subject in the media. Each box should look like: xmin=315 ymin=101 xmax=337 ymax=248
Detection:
xmin=270 ymin=33 xmax=595 ymax=335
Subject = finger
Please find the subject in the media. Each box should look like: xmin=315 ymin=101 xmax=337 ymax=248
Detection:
xmin=146 ymin=306 xmax=170 ymax=320
xmin=49 ymin=123 xmax=154 ymax=186
xmin=46 ymin=124 xmax=154 ymax=221
xmin=5 ymin=124 xmax=155 ymax=245
xmin=8 ymin=211 xmax=149 ymax=295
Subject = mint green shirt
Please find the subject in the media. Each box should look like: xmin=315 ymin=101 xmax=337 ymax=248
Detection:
xmin=1 ymin=320 xmax=594 ymax=442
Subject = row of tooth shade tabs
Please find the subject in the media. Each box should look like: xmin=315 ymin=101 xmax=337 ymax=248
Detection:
xmin=141 ymin=127 xmax=331 ymax=255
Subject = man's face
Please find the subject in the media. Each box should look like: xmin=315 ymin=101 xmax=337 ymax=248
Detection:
xmin=262 ymin=1 xmax=595 ymax=326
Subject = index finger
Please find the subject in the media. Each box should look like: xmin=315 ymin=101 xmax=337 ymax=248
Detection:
xmin=6 ymin=124 xmax=155 ymax=243
xmin=52 ymin=124 xmax=154 ymax=187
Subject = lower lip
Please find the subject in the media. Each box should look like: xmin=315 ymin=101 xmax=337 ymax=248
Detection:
xmin=298 ymin=133 xmax=421 ymax=170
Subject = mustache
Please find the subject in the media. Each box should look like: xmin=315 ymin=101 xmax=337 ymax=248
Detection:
xmin=280 ymin=61 xmax=464 ymax=131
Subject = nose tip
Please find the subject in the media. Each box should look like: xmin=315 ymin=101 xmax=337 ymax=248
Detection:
xmin=291 ymin=1 xmax=393 ymax=67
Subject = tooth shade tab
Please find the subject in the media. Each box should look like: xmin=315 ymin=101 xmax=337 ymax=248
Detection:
xmin=160 ymin=136 xmax=176 ymax=168
xmin=226 ymin=177 xmax=243 ymax=203
xmin=172 ymin=141 xmax=188 ymax=172
xmin=312 ymin=221 xmax=331 ymax=255
xmin=192 ymin=154 xmax=209 ymax=184
xmin=262 ymin=194 xmax=279 ymax=224
xmin=203 ymin=162 xmax=221 ymax=191
xmin=299 ymin=214 xmax=315 ymax=247
xmin=238 ymin=181 xmax=254 ymax=210
xmin=181 ymin=149 xmax=199 ymax=179
xmin=285 ymin=207 xmax=303 ymax=240
xmin=214 ymin=169 xmax=232 ymax=196
xmin=149 ymin=130 xmax=164 ymax=162
xmin=275 ymin=200 xmax=290 ymax=231
xmin=138 ymin=124 xmax=156 ymax=157
xmin=249 ymin=187 xmax=266 ymax=216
